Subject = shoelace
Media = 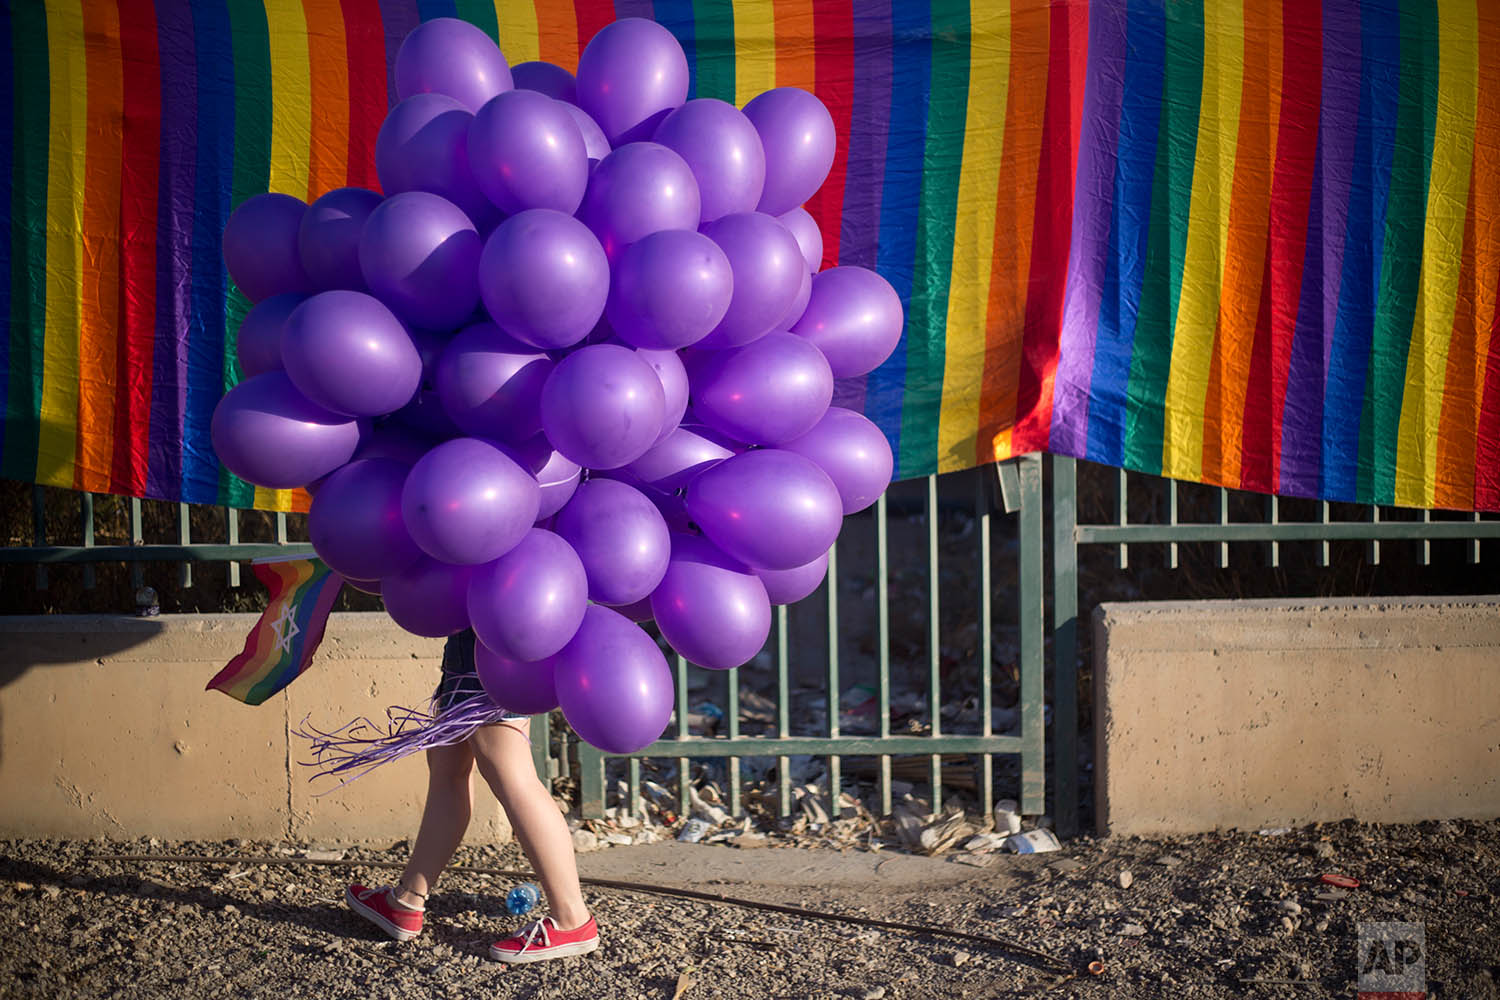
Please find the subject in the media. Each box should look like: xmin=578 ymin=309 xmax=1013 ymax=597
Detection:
xmin=512 ymin=919 xmax=553 ymax=953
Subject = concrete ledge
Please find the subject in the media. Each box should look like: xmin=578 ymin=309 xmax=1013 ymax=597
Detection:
xmin=0 ymin=613 xmax=510 ymax=843
xmin=1093 ymin=597 xmax=1500 ymax=837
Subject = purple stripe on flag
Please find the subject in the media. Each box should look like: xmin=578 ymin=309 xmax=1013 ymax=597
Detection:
xmin=1050 ymin=0 xmax=1127 ymax=457
xmin=832 ymin=0 xmax=893 ymax=417
xmin=613 ymin=0 xmax=655 ymax=21
xmin=380 ymin=0 xmax=419 ymax=109
xmin=148 ymin=0 xmax=197 ymax=499
xmin=1281 ymin=0 xmax=1359 ymax=497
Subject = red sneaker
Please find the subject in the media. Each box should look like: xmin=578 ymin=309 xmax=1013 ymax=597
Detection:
xmin=345 ymin=884 xmax=424 ymax=942
xmin=489 ymin=915 xmax=600 ymax=964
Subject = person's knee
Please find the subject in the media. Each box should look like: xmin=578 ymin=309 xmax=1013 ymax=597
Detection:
xmin=426 ymin=746 xmax=474 ymax=786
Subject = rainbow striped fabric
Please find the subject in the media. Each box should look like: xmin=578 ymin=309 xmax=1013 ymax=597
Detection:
xmin=206 ymin=556 xmax=344 ymax=704
xmin=3 ymin=1 xmax=1497 ymax=513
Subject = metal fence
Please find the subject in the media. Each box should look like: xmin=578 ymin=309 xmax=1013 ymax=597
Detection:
xmin=6 ymin=458 xmax=1499 ymax=837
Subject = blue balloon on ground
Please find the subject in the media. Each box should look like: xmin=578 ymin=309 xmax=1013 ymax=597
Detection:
xmin=282 ymin=291 xmax=422 ymax=417
xmin=309 ymin=458 xmax=423 ymax=581
xmin=382 ymin=555 xmax=474 ymax=637
xmin=467 ymin=528 xmax=588 ymax=663
xmin=299 ymin=187 xmax=383 ymax=292
xmin=223 ymin=193 xmax=311 ymax=303
xmin=553 ymin=605 xmax=675 ymax=754
xmin=395 ymin=17 xmax=512 ymax=113
xmin=210 ymin=370 xmax=363 ymax=489
xmin=401 ymin=437 xmax=540 ymax=565
xmin=359 ymin=191 xmax=481 ymax=331
xmin=650 ymin=533 xmax=771 ymax=670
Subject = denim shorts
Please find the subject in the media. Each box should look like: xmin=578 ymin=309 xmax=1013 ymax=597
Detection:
xmin=434 ymin=629 xmax=528 ymax=721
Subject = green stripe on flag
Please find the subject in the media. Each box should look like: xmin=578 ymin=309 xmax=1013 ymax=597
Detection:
xmin=691 ymin=0 xmax=735 ymax=103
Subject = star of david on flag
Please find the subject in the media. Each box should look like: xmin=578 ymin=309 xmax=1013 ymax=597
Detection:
xmin=207 ymin=556 xmax=344 ymax=706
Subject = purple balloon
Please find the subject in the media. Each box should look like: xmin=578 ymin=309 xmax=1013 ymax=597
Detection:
xmin=607 ymin=596 xmax=655 ymax=623
xmin=554 ymin=479 xmax=671 ymax=606
xmin=534 ymin=446 xmax=582 ymax=520
xmin=401 ymin=437 xmax=541 ymax=565
xmin=468 ymin=89 xmax=589 ymax=216
xmin=635 ymin=347 xmax=688 ymax=444
xmin=560 ymin=102 xmax=611 ymax=166
xmin=779 ymin=206 xmax=823 ymax=272
xmin=299 ymin=187 xmax=383 ymax=292
xmin=625 ymin=425 xmax=733 ymax=492
xmin=650 ymin=533 xmax=771 ymax=670
xmin=578 ymin=142 xmax=701 ymax=262
xmin=385 ymin=326 xmax=463 ymax=439
xmin=781 ymin=407 xmax=893 ymax=514
xmin=696 ymin=213 xmax=804 ymax=349
xmin=686 ymin=332 xmax=833 ymax=445
xmin=475 ymin=641 xmax=559 ymax=716
xmin=685 ymin=449 xmax=843 ymax=570
xmin=211 ymin=371 xmax=363 ymax=488
xmin=375 ymin=94 xmax=497 ymax=230
xmin=467 ymin=528 xmax=588 ymax=662
xmin=223 ymin=193 xmax=311 ymax=302
xmin=434 ymin=322 xmax=552 ymax=442
xmin=309 ymin=459 xmax=423 ymax=580
xmin=553 ymin=605 xmax=675 ymax=754
xmin=575 ymin=18 xmax=689 ymax=145
xmin=540 ymin=344 xmax=667 ymax=469
xmin=756 ymin=548 xmax=829 ymax=605
xmin=235 ymin=293 xmax=305 ymax=378
xmin=743 ymin=87 xmax=837 ymax=216
xmin=395 ymin=17 xmax=512 ymax=113
xmin=382 ymin=556 xmax=474 ymax=637
xmin=605 ymin=230 xmax=732 ymax=350
xmin=791 ymin=266 xmax=905 ymax=378
xmin=281 ymin=291 xmax=422 ymax=417
xmin=354 ymin=423 xmax=438 ymax=466
xmin=512 ymin=60 xmax=576 ymax=103
xmin=653 ymin=98 xmax=766 ymax=223
xmin=359 ymin=191 xmax=481 ymax=331
xmin=478 ymin=210 xmax=609 ymax=350
xmin=779 ymin=267 xmax=813 ymax=329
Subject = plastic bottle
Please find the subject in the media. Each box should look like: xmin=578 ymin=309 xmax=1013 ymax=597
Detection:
xmin=506 ymin=882 xmax=541 ymax=916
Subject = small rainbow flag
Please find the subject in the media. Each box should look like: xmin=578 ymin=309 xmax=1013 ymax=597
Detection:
xmin=207 ymin=556 xmax=344 ymax=705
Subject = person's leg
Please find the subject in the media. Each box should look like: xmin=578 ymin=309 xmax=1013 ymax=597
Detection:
xmin=395 ymin=739 xmax=477 ymax=908
xmin=469 ymin=720 xmax=590 ymax=930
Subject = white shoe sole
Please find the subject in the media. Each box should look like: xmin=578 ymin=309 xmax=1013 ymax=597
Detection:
xmin=345 ymin=886 xmax=421 ymax=942
xmin=489 ymin=936 xmax=600 ymax=964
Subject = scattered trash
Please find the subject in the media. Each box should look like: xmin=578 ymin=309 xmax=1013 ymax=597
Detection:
xmin=1117 ymin=870 xmax=1134 ymax=889
xmin=1118 ymin=923 xmax=1147 ymax=937
xmin=1004 ymin=829 xmax=1062 ymax=854
xmin=993 ymin=799 xmax=1022 ymax=835
xmin=301 ymin=848 xmax=345 ymax=862
xmin=678 ymin=817 xmax=713 ymax=844
xmin=1048 ymin=858 xmax=1085 ymax=873
xmin=1087 ymin=959 xmax=1105 ymax=975
xmin=1154 ymin=854 xmax=1183 ymax=867
xmin=672 ymin=966 xmax=696 ymax=1000
xmin=1257 ymin=827 xmax=1292 ymax=837
xmin=505 ymin=883 xmax=540 ymax=916
xmin=1319 ymin=873 xmax=1360 ymax=889
xmin=963 ymin=832 xmax=1009 ymax=853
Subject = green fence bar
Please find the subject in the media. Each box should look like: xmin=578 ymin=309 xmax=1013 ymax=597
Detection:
xmin=1050 ymin=457 xmax=1078 ymax=837
xmin=876 ymin=492 xmax=892 ymax=818
xmin=976 ymin=470 xmax=993 ymax=820
xmin=80 ymin=492 xmax=95 ymax=589
xmin=826 ymin=539 xmax=840 ymax=815
xmin=927 ymin=474 xmax=941 ymax=807
xmin=777 ymin=604 xmax=793 ymax=819
xmin=1017 ymin=454 xmax=1046 ymax=816
xmin=32 ymin=486 xmax=47 ymax=590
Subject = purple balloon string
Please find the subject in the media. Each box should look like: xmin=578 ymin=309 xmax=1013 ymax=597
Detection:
xmin=292 ymin=691 xmax=514 ymax=791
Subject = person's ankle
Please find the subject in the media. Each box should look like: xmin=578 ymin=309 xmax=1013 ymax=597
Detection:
xmin=548 ymin=908 xmax=591 ymax=932
xmin=392 ymin=885 xmax=427 ymax=911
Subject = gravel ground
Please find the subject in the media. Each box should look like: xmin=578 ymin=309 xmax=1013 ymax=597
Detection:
xmin=2 ymin=819 xmax=1497 ymax=999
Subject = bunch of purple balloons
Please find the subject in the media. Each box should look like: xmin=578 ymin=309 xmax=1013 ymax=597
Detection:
xmin=211 ymin=17 xmax=902 ymax=755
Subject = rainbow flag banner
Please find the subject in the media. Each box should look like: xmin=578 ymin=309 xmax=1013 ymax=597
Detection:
xmin=206 ymin=556 xmax=344 ymax=705
xmin=2 ymin=1 xmax=1497 ymax=513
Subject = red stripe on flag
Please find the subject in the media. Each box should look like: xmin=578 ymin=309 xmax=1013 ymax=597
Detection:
xmin=805 ymin=0 xmax=853 ymax=267
xmin=341 ymin=0 xmax=385 ymax=190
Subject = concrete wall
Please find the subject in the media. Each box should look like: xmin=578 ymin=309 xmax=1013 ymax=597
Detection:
xmin=0 ymin=613 xmax=510 ymax=844
xmin=1093 ymin=597 xmax=1500 ymax=837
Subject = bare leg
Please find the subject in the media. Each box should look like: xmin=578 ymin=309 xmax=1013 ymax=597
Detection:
xmin=395 ymin=740 xmax=476 ymax=909
xmin=469 ymin=720 xmax=590 ymax=930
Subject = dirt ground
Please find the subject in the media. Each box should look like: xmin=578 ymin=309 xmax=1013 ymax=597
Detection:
xmin=2 ymin=818 xmax=1496 ymax=999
